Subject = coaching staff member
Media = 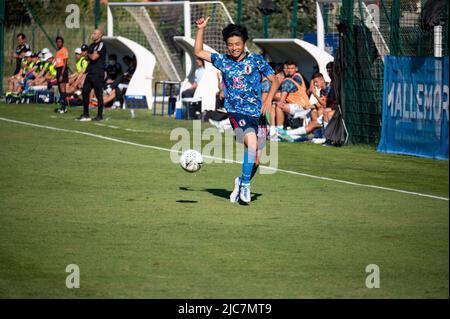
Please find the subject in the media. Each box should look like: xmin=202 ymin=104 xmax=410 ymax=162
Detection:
xmin=54 ymin=36 xmax=69 ymax=113
xmin=78 ymin=29 xmax=106 ymax=122
xmin=14 ymin=33 xmax=30 ymax=75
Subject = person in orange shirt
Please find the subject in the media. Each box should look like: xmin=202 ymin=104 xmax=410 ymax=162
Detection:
xmin=54 ymin=36 xmax=69 ymax=113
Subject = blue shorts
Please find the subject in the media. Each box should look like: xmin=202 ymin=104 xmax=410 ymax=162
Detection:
xmin=228 ymin=112 xmax=269 ymax=149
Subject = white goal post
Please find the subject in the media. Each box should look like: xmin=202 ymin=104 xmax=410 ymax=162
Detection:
xmin=107 ymin=1 xmax=235 ymax=82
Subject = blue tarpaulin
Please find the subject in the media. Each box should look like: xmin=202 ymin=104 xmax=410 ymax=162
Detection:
xmin=378 ymin=56 xmax=449 ymax=160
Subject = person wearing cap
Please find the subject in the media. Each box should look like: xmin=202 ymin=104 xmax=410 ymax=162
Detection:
xmin=80 ymin=44 xmax=88 ymax=53
xmin=68 ymin=48 xmax=84 ymax=84
xmin=22 ymin=52 xmax=42 ymax=93
xmin=27 ymin=50 xmax=53 ymax=87
xmin=75 ymin=48 xmax=88 ymax=74
xmin=44 ymin=53 xmax=58 ymax=88
xmin=66 ymin=48 xmax=88 ymax=93
xmin=79 ymin=29 xmax=106 ymax=122
xmin=7 ymin=50 xmax=32 ymax=93
xmin=7 ymin=34 xmax=30 ymax=94
xmin=15 ymin=51 xmax=35 ymax=93
xmin=75 ymin=48 xmax=88 ymax=76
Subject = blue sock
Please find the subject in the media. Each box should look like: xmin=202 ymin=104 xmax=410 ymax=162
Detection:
xmin=23 ymin=73 xmax=33 ymax=93
xmin=241 ymin=148 xmax=256 ymax=185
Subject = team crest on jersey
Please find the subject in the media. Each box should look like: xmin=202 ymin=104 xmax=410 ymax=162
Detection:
xmin=239 ymin=119 xmax=247 ymax=127
xmin=244 ymin=64 xmax=252 ymax=74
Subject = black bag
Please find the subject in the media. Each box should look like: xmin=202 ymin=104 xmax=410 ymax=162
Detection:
xmin=185 ymin=101 xmax=202 ymax=120
xmin=168 ymin=96 xmax=177 ymax=116
xmin=324 ymin=106 xmax=347 ymax=146
xmin=203 ymin=110 xmax=228 ymax=122
xmin=284 ymin=114 xmax=303 ymax=129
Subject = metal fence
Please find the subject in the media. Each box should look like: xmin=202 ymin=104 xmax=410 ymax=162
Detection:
xmin=2 ymin=1 xmax=448 ymax=146
xmin=338 ymin=0 xmax=449 ymax=144
xmin=1 ymin=0 xmax=102 ymax=93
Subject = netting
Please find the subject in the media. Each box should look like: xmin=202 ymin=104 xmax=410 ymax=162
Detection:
xmin=232 ymin=0 xmax=316 ymax=38
xmin=108 ymin=1 xmax=234 ymax=82
xmin=321 ymin=1 xmax=342 ymax=57
xmin=2 ymin=0 xmax=101 ymax=91
xmin=337 ymin=0 xmax=449 ymax=144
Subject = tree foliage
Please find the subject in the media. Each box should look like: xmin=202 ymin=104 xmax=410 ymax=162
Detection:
xmin=217 ymin=0 xmax=317 ymax=38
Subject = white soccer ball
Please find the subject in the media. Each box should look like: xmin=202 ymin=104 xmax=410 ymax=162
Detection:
xmin=179 ymin=149 xmax=203 ymax=173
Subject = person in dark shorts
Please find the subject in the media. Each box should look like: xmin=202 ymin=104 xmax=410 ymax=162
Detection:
xmin=105 ymin=54 xmax=122 ymax=82
xmin=78 ymin=29 xmax=106 ymax=122
xmin=194 ymin=17 xmax=280 ymax=204
xmin=54 ymin=37 xmax=69 ymax=113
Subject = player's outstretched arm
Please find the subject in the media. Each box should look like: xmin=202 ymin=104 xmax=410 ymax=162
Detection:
xmin=194 ymin=17 xmax=212 ymax=63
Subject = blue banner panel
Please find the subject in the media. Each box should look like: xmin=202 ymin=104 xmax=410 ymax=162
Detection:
xmin=378 ymin=56 xmax=449 ymax=160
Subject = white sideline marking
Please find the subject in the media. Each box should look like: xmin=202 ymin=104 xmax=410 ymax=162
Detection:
xmin=0 ymin=116 xmax=448 ymax=202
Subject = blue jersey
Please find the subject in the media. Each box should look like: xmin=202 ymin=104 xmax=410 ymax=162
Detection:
xmin=261 ymin=79 xmax=271 ymax=93
xmin=280 ymin=75 xmax=303 ymax=93
xmin=211 ymin=52 xmax=274 ymax=117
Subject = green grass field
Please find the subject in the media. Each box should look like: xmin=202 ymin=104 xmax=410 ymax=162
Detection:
xmin=0 ymin=103 xmax=448 ymax=298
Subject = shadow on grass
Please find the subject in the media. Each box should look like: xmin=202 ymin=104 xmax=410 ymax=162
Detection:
xmin=176 ymin=200 xmax=198 ymax=204
xmin=206 ymin=189 xmax=263 ymax=205
xmin=179 ymin=186 xmax=262 ymax=203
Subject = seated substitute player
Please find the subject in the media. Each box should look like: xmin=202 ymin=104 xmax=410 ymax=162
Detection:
xmin=194 ymin=17 xmax=280 ymax=204
xmin=44 ymin=53 xmax=58 ymax=89
xmin=26 ymin=51 xmax=52 ymax=88
xmin=101 ymin=56 xmax=137 ymax=108
xmin=324 ymin=61 xmax=336 ymax=123
xmin=261 ymin=62 xmax=285 ymax=140
xmin=275 ymin=61 xmax=313 ymax=126
xmin=21 ymin=52 xmax=43 ymax=93
xmin=278 ymin=72 xmax=329 ymax=142
xmin=7 ymin=50 xmax=30 ymax=94
xmin=105 ymin=54 xmax=122 ymax=83
xmin=181 ymin=58 xmax=205 ymax=98
xmin=63 ymin=48 xmax=88 ymax=95
xmin=68 ymin=48 xmax=88 ymax=86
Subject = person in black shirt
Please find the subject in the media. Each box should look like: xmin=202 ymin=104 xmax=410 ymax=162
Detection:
xmin=13 ymin=33 xmax=30 ymax=75
xmin=105 ymin=54 xmax=122 ymax=83
xmin=79 ymin=29 xmax=106 ymax=122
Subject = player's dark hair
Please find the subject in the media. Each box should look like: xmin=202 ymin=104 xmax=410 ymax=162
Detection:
xmin=326 ymin=61 xmax=334 ymax=70
xmin=56 ymin=36 xmax=64 ymax=43
xmin=222 ymin=24 xmax=249 ymax=43
xmin=17 ymin=33 xmax=26 ymax=39
xmin=312 ymin=72 xmax=324 ymax=80
xmin=285 ymin=60 xmax=298 ymax=67
xmin=275 ymin=63 xmax=284 ymax=74
xmin=109 ymin=54 xmax=117 ymax=60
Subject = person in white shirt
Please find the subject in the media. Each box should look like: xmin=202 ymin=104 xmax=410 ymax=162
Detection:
xmin=182 ymin=58 xmax=205 ymax=98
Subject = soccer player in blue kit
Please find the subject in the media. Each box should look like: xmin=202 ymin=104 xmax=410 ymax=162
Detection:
xmin=194 ymin=17 xmax=280 ymax=203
